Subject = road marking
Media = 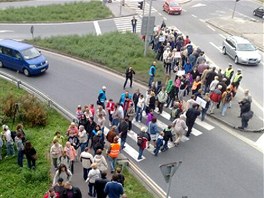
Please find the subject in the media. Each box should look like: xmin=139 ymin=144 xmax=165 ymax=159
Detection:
xmin=209 ymin=42 xmax=222 ymax=52
xmin=191 ymin=14 xmax=197 ymax=18
xmin=122 ymin=142 xmax=145 ymax=162
xmin=163 ymin=17 xmax=167 ymax=21
xmin=255 ymin=133 xmax=264 ymax=151
xmin=0 ymin=30 xmax=14 ymax=33
xmin=195 ymin=119 xmax=214 ymax=130
xmin=218 ymin=33 xmax=226 ymax=39
xmin=158 ymin=12 xmax=162 ymax=16
xmin=189 ymin=128 xmax=203 ymax=136
xmin=93 ymin=21 xmax=101 ymax=35
xmin=192 ymin=3 xmax=206 ymax=8
xmin=182 ymin=9 xmax=187 ymax=12
xmin=199 ymin=18 xmax=205 ymax=23
xmin=206 ymin=24 xmax=215 ymax=31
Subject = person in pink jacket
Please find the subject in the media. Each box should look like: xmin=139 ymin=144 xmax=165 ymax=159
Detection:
xmin=64 ymin=141 xmax=77 ymax=174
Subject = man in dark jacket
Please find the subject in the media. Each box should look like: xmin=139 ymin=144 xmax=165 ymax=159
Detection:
xmin=118 ymin=117 xmax=129 ymax=149
xmin=61 ymin=182 xmax=82 ymax=198
xmin=123 ymin=67 xmax=135 ymax=89
xmin=205 ymin=67 xmax=217 ymax=93
xmin=186 ymin=104 xmax=201 ymax=137
xmin=94 ymin=171 xmax=110 ymax=198
xmin=239 ymin=98 xmax=251 ymax=117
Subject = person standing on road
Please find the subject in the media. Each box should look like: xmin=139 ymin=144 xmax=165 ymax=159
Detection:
xmin=185 ymin=104 xmax=200 ymax=137
xmin=157 ymin=87 xmax=168 ymax=114
xmin=61 ymin=182 xmax=82 ymax=198
xmin=53 ymin=164 xmax=72 ymax=186
xmin=209 ymin=85 xmax=222 ymax=114
xmin=221 ymin=88 xmax=233 ymax=116
xmin=153 ymin=131 xmax=164 ymax=156
xmin=161 ymin=125 xmax=173 ymax=152
xmin=148 ymin=117 xmax=159 ymax=147
xmin=126 ymin=103 xmax=135 ymax=131
xmin=93 ymin=149 xmax=108 ymax=173
xmin=224 ymin=64 xmax=234 ymax=86
xmin=107 ymin=136 xmax=121 ymax=173
xmin=135 ymin=94 xmax=145 ymax=123
xmin=64 ymin=141 xmax=77 ymax=174
xmin=50 ymin=139 xmax=63 ymax=169
xmin=118 ymin=117 xmax=129 ymax=149
xmin=173 ymin=114 xmax=187 ymax=145
xmin=205 ymin=67 xmax=217 ymax=93
xmin=104 ymin=174 xmax=124 ymax=198
xmin=106 ymin=99 xmax=115 ymax=126
xmin=86 ymin=163 xmax=101 ymax=197
xmin=232 ymin=69 xmax=243 ymax=89
xmin=131 ymin=16 xmax=137 ymax=33
xmin=78 ymin=125 xmax=87 ymax=153
xmin=80 ymin=147 xmax=94 ymax=181
xmin=123 ymin=67 xmax=135 ymax=89
xmin=148 ymin=61 xmax=156 ymax=88
xmin=137 ymin=127 xmax=150 ymax=160
xmin=97 ymin=86 xmax=107 ymax=109
xmin=94 ymin=171 xmax=110 ymax=198
xmin=132 ymin=89 xmax=141 ymax=111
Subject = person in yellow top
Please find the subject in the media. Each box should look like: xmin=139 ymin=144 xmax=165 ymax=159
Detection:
xmin=107 ymin=136 xmax=121 ymax=173
xmin=232 ymin=69 xmax=242 ymax=89
xmin=53 ymin=131 xmax=65 ymax=146
xmin=224 ymin=64 xmax=234 ymax=85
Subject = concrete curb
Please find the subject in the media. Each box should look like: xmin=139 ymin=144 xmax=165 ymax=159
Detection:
xmin=208 ymin=114 xmax=264 ymax=133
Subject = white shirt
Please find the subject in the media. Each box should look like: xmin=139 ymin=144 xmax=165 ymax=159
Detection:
xmin=137 ymin=97 xmax=145 ymax=108
xmin=80 ymin=151 xmax=93 ymax=169
xmin=4 ymin=129 xmax=12 ymax=142
xmin=78 ymin=129 xmax=87 ymax=143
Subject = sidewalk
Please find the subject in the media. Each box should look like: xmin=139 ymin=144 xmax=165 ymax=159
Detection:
xmin=206 ymin=16 xmax=264 ymax=52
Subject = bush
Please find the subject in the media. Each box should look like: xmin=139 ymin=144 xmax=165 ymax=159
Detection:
xmin=1 ymin=93 xmax=48 ymax=127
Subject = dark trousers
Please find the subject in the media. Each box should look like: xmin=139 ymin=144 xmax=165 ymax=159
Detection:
xmin=186 ymin=120 xmax=195 ymax=137
xmin=27 ymin=157 xmax=36 ymax=169
xmin=241 ymin=118 xmax=249 ymax=129
xmin=83 ymin=167 xmax=91 ymax=181
xmin=52 ymin=158 xmax=58 ymax=169
xmin=88 ymin=182 xmax=96 ymax=196
xmin=128 ymin=120 xmax=132 ymax=131
xmin=17 ymin=150 xmax=24 ymax=167
xmin=132 ymin=25 xmax=136 ymax=33
xmin=70 ymin=160 xmax=74 ymax=174
xmin=123 ymin=77 xmax=133 ymax=88
xmin=157 ymin=101 xmax=165 ymax=113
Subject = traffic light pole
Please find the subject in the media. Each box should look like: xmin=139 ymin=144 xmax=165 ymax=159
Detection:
xmin=143 ymin=0 xmax=152 ymax=56
xmin=232 ymin=0 xmax=239 ymax=18
xmin=142 ymin=0 xmax=146 ymax=16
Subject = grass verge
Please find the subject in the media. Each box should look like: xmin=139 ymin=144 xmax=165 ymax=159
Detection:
xmin=0 ymin=78 xmax=154 ymax=198
xmin=0 ymin=1 xmax=112 ymax=23
xmin=30 ymin=32 xmax=164 ymax=84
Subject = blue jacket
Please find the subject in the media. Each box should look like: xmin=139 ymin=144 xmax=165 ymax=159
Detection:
xmin=184 ymin=62 xmax=193 ymax=74
xmin=149 ymin=65 xmax=156 ymax=76
xmin=148 ymin=122 xmax=158 ymax=135
xmin=98 ymin=89 xmax=107 ymax=103
xmin=119 ymin=93 xmax=132 ymax=105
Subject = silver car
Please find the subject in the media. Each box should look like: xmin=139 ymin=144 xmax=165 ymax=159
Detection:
xmin=222 ymin=36 xmax=261 ymax=65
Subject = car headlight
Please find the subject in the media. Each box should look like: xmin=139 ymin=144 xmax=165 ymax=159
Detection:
xmin=240 ymin=57 xmax=248 ymax=61
xmin=29 ymin=64 xmax=37 ymax=69
xmin=45 ymin=60 xmax=48 ymax=64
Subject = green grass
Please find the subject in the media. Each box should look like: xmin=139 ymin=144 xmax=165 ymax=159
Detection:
xmin=123 ymin=168 xmax=154 ymax=198
xmin=0 ymin=78 xmax=154 ymax=198
xmin=30 ymin=32 xmax=164 ymax=84
xmin=0 ymin=1 xmax=112 ymax=22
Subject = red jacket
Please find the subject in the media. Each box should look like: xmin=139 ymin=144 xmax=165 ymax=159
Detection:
xmin=43 ymin=192 xmax=60 ymax=198
xmin=106 ymin=101 xmax=115 ymax=113
xmin=210 ymin=90 xmax=222 ymax=103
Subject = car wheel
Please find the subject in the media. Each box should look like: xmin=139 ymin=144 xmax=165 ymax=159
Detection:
xmin=222 ymin=47 xmax=226 ymax=55
xmin=23 ymin=68 xmax=30 ymax=76
xmin=234 ymin=56 xmax=239 ymax=64
xmin=0 ymin=61 xmax=3 ymax=68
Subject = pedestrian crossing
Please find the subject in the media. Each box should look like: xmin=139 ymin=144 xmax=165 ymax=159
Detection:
xmin=113 ymin=16 xmax=142 ymax=33
xmin=103 ymin=107 xmax=215 ymax=162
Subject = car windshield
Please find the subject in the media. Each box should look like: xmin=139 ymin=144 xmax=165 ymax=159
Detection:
xmin=169 ymin=2 xmax=179 ymax=6
xmin=21 ymin=47 xmax=41 ymax=60
xmin=237 ymin=44 xmax=255 ymax=51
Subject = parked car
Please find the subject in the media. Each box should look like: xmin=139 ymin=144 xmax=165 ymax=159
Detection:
xmin=163 ymin=0 xmax=182 ymax=15
xmin=253 ymin=6 xmax=264 ymax=18
xmin=222 ymin=36 xmax=261 ymax=65
xmin=0 ymin=39 xmax=49 ymax=76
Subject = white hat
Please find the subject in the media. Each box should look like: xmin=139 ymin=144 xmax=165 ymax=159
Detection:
xmin=2 ymin=125 xmax=8 ymax=130
xmin=140 ymin=127 xmax=147 ymax=132
xmin=102 ymin=86 xmax=106 ymax=90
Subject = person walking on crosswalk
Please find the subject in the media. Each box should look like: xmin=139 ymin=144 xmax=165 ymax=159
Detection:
xmin=185 ymin=104 xmax=200 ymax=137
xmin=131 ymin=16 xmax=137 ymax=33
xmin=137 ymin=127 xmax=150 ymax=160
xmin=172 ymin=114 xmax=187 ymax=146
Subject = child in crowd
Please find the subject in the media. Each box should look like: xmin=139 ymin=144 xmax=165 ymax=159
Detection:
xmin=116 ymin=167 xmax=125 ymax=187
xmin=53 ymin=131 xmax=65 ymax=146
xmin=153 ymin=132 xmax=164 ymax=156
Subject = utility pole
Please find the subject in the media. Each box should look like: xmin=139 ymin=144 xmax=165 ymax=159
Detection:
xmin=142 ymin=0 xmax=146 ymax=16
xmin=232 ymin=0 xmax=240 ymax=19
xmin=143 ymin=0 xmax=153 ymax=56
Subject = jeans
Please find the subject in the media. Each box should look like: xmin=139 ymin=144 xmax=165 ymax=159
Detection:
xmin=132 ymin=25 xmax=136 ymax=33
xmin=79 ymin=142 xmax=87 ymax=153
xmin=178 ymin=89 xmax=185 ymax=101
xmin=136 ymin=107 xmax=143 ymax=122
xmin=148 ymin=75 xmax=154 ymax=87
xmin=108 ymin=156 xmax=117 ymax=172
xmin=138 ymin=147 xmax=144 ymax=159
xmin=88 ymin=182 xmax=96 ymax=196
xmin=6 ymin=141 xmax=15 ymax=156
xmin=157 ymin=101 xmax=165 ymax=113
xmin=112 ymin=119 xmax=120 ymax=127
xmin=153 ymin=145 xmax=162 ymax=156
xmin=242 ymin=118 xmax=249 ymax=129
xmin=221 ymin=103 xmax=229 ymax=116
xmin=121 ymin=137 xmax=126 ymax=149
xmin=52 ymin=158 xmax=58 ymax=169
xmin=123 ymin=77 xmax=133 ymax=88
xmin=186 ymin=120 xmax=195 ymax=137
xmin=201 ymin=108 xmax=208 ymax=121
xmin=17 ymin=150 xmax=24 ymax=167
xmin=161 ymin=140 xmax=168 ymax=151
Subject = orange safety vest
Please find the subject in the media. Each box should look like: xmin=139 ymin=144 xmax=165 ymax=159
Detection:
xmin=192 ymin=81 xmax=201 ymax=90
xmin=108 ymin=143 xmax=120 ymax=158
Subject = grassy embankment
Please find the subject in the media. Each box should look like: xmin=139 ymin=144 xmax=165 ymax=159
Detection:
xmin=0 ymin=1 xmax=112 ymax=22
xmin=0 ymin=79 xmax=154 ymax=198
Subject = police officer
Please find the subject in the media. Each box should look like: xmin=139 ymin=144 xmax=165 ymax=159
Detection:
xmin=224 ymin=63 xmax=234 ymax=86
xmin=232 ymin=69 xmax=242 ymax=89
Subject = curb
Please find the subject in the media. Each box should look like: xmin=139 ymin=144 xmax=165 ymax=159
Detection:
xmin=208 ymin=114 xmax=264 ymax=133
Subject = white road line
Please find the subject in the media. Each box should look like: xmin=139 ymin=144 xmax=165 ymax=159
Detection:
xmin=182 ymin=9 xmax=187 ymax=12
xmin=93 ymin=21 xmax=101 ymax=36
xmin=189 ymin=128 xmax=203 ymax=136
xmin=158 ymin=12 xmax=162 ymax=16
xmin=191 ymin=14 xmax=197 ymax=18
xmin=218 ymin=33 xmax=226 ymax=39
xmin=0 ymin=30 xmax=14 ymax=33
xmin=163 ymin=17 xmax=167 ymax=21
xmin=195 ymin=119 xmax=214 ymax=130
xmin=123 ymin=142 xmax=145 ymax=162
xmin=209 ymin=42 xmax=222 ymax=52
xmin=255 ymin=133 xmax=264 ymax=151
xmin=199 ymin=19 xmax=205 ymax=23
xmin=206 ymin=24 xmax=215 ymax=31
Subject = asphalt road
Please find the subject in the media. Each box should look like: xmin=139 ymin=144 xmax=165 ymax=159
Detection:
xmin=0 ymin=51 xmax=263 ymax=198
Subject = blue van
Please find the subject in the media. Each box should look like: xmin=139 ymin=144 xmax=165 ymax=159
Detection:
xmin=0 ymin=39 xmax=49 ymax=76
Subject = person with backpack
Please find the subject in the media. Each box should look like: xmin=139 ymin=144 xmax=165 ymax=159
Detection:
xmin=161 ymin=125 xmax=173 ymax=152
xmin=209 ymin=85 xmax=222 ymax=114
xmin=137 ymin=127 xmax=150 ymax=160
xmin=221 ymin=88 xmax=233 ymax=116
xmin=91 ymin=131 xmax=105 ymax=155
xmin=170 ymin=102 xmax=182 ymax=121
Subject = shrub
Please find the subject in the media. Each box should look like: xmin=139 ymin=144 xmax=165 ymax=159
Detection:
xmin=1 ymin=94 xmax=17 ymax=117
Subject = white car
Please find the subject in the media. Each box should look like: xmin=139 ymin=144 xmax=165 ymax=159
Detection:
xmin=222 ymin=36 xmax=261 ymax=65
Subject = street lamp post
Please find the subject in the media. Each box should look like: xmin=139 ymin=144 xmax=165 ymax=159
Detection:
xmin=143 ymin=0 xmax=153 ymax=56
xmin=232 ymin=0 xmax=240 ymax=19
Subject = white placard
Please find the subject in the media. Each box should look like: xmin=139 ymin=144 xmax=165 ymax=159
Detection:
xmin=195 ymin=96 xmax=207 ymax=109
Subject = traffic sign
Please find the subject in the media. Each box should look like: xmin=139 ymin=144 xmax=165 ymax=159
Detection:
xmin=141 ymin=16 xmax=155 ymax=35
xmin=159 ymin=161 xmax=182 ymax=183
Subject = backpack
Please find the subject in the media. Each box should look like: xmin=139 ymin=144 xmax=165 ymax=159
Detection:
xmin=137 ymin=136 xmax=143 ymax=146
xmin=225 ymin=92 xmax=232 ymax=103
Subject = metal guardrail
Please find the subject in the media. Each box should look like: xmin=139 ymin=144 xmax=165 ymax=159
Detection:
xmin=0 ymin=71 xmax=75 ymax=122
